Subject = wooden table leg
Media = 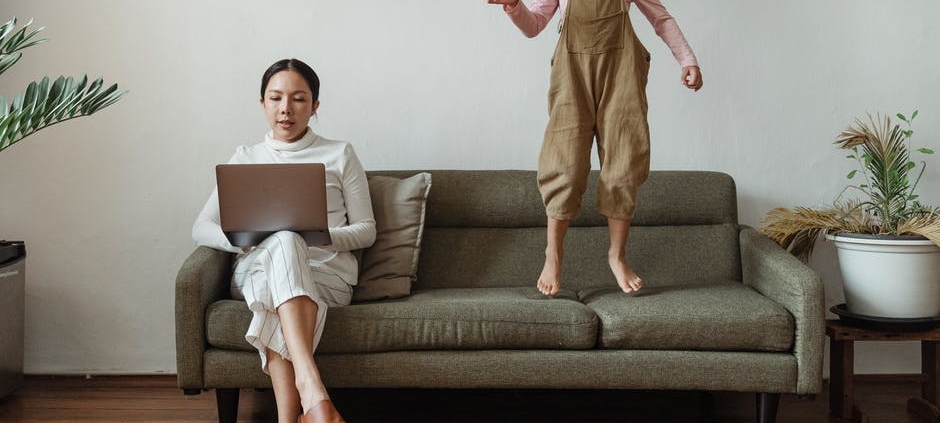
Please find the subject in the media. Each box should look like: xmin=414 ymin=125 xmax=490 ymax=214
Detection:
xmin=830 ymin=338 xmax=854 ymax=419
xmin=925 ymin=341 xmax=940 ymax=404
xmin=908 ymin=340 xmax=940 ymax=422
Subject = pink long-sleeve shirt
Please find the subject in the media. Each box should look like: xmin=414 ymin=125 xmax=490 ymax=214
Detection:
xmin=505 ymin=0 xmax=699 ymax=68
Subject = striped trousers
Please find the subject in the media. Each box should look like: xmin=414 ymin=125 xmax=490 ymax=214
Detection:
xmin=231 ymin=231 xmax=352 ymax=372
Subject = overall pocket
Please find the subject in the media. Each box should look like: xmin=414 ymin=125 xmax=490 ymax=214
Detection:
xmin=565 ymin=0 xmax=625 ymax=54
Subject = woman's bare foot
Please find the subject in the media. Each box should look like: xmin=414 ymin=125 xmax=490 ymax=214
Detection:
xmin=537 ymin=250 xmax=563 ymax=297
xmin=609 ymin=254 xmax=642 ymax=293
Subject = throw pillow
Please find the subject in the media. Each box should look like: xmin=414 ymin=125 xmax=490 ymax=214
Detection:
xmin=354 ymin=172 xmax=432 ymax=301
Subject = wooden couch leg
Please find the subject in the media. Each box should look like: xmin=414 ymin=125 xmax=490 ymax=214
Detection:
xmin=215 ymin=388 xmax=239 ymax=423
xmin=756 ymin=392 xmax=780 ymax=423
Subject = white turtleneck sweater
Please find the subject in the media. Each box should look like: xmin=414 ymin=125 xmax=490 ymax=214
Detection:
xmin=192 ymin=128 xmax=376 ymax=286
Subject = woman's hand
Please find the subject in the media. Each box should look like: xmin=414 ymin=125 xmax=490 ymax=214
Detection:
xmin=681 ymin=66 xmax=703 ymax=92
xmin=487 ymin=0 xmax=520 ymax=10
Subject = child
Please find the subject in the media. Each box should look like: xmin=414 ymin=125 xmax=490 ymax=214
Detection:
xmin=487 ymin=0 xmax=703 ymax=296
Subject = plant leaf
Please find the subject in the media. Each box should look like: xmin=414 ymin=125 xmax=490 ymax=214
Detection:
xmin=0 ymin=18 xmax=15 ymax=42
xmin=0 ymin=74 xmax=127 ymax=153
xmin=0 ymin=51 xmax=21 ymax=75
xmin=0 ymin=17 xmax=46 ymax=77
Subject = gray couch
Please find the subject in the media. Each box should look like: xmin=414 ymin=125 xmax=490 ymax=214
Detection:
xmin=175 ymin=170 xmax=825 ymax=423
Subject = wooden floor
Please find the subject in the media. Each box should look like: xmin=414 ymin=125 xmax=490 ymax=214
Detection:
xmin=0 ymin=375 xmax=929 ymax=422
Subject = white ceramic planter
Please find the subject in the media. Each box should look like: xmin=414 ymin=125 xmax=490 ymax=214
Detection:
xmin=827 ymin=233 xmax=940 ymax=319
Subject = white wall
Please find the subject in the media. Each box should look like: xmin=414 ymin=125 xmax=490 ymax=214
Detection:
xmin=0 ymin=0 xmax=937 ymax=375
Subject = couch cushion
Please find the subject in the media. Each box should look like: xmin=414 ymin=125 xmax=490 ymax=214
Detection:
xmin=372 ymin=169 xmax=743 ymax=292
xmin=413 ymin=224 xmax=741 ymax=292
xmin=204 ymin=288 xmax=599 ymax=353
xmin=319 ymin=287 xmax=598 ymax=353
xmin=354 ymin=172 xmax=432 ymax=302
xmin=205 ymin=300 xmax=254 ymax=352
xmin=582 ymin=282 xmax=794 ymax=352
xmin=365 ymin=170 xmax=737 ymax=228
xmin=369 ymin=170 xmax=547 ymax=228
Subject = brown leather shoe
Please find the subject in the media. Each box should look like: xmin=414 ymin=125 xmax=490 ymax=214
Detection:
xmin=298 ymin=399 xmax=345 ymax=423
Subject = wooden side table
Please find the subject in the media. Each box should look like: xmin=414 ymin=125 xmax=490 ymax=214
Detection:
xmin=826 ymin=319 xmax=940 ymax=422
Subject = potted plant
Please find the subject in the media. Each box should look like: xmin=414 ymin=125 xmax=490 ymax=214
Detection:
xmin=761 ymin=110 xmax=940 ymax=319
xmin=0 ymin=16 xmax=126 ymax=397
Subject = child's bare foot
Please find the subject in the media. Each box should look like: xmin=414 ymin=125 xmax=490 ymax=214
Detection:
xmin=538 ymin=251 xmax=562 ymax=297
xmin=609 ymin=254 xmax=642 ymax=293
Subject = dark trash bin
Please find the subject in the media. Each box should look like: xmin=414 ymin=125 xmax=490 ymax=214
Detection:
xmin=0 ymin=240 xmax=25 ymax=397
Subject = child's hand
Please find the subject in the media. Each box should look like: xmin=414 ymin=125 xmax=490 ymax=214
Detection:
xmin=681 ymin=66 xmax=703 ymax=92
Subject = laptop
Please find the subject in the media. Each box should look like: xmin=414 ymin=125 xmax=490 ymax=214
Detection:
xmin=216 ymin=163 xmax=332 ymax=247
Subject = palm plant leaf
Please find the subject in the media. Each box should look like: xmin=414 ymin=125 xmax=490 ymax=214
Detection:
xmin=0 ymin=17 xmax=126 ymax=154
xmin=0 ymin=18 xmax=47 ymax=76
xmin=0 ymin=52 xmax=22 ymax=76
xmin=0 ymin=75 xmax=127 ymax=153
xmin=897 ymin=214 xmax=940 ymax=246
xmin=761 ymin=206 xmax=862 ymax=262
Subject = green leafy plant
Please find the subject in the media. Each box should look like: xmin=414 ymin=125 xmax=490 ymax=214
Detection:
xmin=761 ymin=110 xmax=940 ymax=261
xmin=0 ymin=17 xmax=126 ymax=154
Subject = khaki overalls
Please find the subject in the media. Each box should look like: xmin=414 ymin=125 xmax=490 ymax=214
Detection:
xmin=538 ymin=0 xmax=651 ymax=221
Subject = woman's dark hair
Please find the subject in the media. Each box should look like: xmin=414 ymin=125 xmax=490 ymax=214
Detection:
xmin=260 ymin=58 xmax=320 ymax=101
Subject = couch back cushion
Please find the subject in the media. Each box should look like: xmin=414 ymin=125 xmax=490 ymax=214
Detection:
xmin=366 ymin=170 xmax=740 ymax=292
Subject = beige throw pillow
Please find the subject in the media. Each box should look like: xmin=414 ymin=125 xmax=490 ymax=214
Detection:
xmin=354 ymin=172 xmax=432 ymax=302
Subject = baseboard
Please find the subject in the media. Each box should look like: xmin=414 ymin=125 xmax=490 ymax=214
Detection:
xmin=24 ymin=371 xmax=176 ymax=377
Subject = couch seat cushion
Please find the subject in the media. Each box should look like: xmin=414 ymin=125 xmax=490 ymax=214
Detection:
xmin=582 ymin=282 xmax=794 ymax=352
xmin=319 ymin=287 xmax=597 ymax=353
xmin=206 ymin=287 xmax=599 ymax=354
xmin=205 ymin=300 xmax=254 ymax=352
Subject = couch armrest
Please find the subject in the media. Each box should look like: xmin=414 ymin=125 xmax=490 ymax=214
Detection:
xmin=739 ymin=226 xmax=825 ymax=395
xmin=175 ymin=246 xmax=233 ymax=390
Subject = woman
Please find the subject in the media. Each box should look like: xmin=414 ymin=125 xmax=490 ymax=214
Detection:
xmin=487 ymin=0 xmax=703 ymax=297
xmin=193 ymin=58 xmax=375 ymax=423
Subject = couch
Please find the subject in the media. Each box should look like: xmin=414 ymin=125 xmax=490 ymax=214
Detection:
xmin=175 ymin=170 xmax=825 ymax=423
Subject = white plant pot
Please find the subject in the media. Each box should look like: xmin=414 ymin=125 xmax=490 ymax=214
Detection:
xmin=827 ymin=233 xmax=940 ymax=319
